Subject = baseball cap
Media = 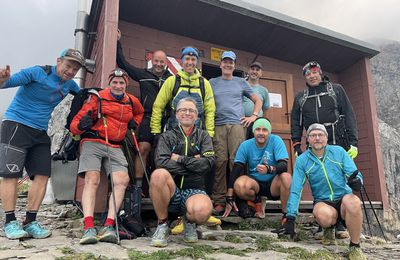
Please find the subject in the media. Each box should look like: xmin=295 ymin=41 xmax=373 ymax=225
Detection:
xmin=302 ymin=61 xmax=321 ymax=76
xmin=221 ymin=51 xmax=236 ymax=61
xmin=306 ymin=123 xmax=328 ymax=137
xmin=60 ymin=49 xmax=85 ymax=66
xmin=250 ymin=61 xmax=263 ymax=69
xmin=108 ymin=68 xmax=129 ymax=85
xmin=181 ymin=46 xmax=199 ymax=59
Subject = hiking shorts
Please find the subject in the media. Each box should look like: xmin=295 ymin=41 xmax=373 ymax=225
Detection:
xmin=0 ymin=120 xmax=51 ymax=179
xmin=257 ymin=177 xmax=280 ymax=200
xmin=314 ymin=198 xmax=345 ymax=226
xmin=168 ymin=187 xmax=207 ymax=214
xmin=137 ymin=115 xmax=154 ymax=144
xmin=78 ymin=141 xmax=128 ymax=175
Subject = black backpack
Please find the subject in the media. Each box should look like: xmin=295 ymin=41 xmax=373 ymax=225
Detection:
xmin=52 ymin=88 xmax=102 ymax=162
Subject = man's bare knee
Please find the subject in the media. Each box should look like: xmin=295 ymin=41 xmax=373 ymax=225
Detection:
xmin=84 ymin=172 xmax=100 ymax=187
xmin=279 ymin=172 xmax=292 ymax=188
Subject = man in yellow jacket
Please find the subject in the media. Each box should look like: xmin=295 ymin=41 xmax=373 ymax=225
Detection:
xmin=151 ymin=46 xmax=220 ymax=233
xmin=150 ymin=47 xmax=215 ymax=138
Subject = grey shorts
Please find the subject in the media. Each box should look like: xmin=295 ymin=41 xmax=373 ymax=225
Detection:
xmin=78 ymin=141 xmax=128 ymax=175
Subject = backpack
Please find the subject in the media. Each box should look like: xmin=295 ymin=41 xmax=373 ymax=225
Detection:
xmin=298 ymin=81 xmax=339 ymax=127
xmin=164 ymin=74 xmax=206 ymax=131
xmin=52 ymin=88 xmax=102 ymax=162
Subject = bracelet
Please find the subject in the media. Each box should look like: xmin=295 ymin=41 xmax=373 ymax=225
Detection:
xmin=252 ymin=112 xmax=258 ymax=117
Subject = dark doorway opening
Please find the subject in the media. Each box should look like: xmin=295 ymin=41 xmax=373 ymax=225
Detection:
xmin=201 ymin=63 xmax=245 ymax=80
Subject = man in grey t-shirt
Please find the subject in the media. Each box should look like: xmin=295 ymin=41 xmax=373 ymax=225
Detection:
xmin=209 ymin=51 xmax=261 ymax=214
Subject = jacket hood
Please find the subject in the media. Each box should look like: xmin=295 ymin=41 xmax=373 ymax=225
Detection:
xmin=177 ymin=68 xmax=201 ymax=82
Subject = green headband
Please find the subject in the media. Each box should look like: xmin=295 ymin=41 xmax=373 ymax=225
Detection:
xmin=252 ymin=118 xmax=272 ymax=134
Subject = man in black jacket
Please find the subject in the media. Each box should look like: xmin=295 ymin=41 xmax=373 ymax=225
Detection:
xmin=116 ymin=29 xmax=172 ymax=189
xmin=290 ymin=61 xmax=358 ymax=239
xmin=149 ymin=97 xmax=214 ymax=247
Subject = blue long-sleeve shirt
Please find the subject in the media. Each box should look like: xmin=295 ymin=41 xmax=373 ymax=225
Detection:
xmin=1 ymin=65 xmax=80 ymax=131
xmin=286 ymin=145 xmax=363 ymax=219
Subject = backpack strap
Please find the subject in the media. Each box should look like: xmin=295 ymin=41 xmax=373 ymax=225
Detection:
xmin=298 ymin=88 xmax=308 ymax=127
xmin=172 ymin=74 xmax=181 ymax=99
xmin=39 ymin=65 xmax=52 ymax=75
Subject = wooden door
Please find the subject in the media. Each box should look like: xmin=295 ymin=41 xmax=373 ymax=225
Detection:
xmin=259 ymin=71 xmax=312 ymax=201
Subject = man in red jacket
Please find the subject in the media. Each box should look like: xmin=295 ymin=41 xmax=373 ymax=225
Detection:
xmin=70 ymin=68 xmax=144 ymax=244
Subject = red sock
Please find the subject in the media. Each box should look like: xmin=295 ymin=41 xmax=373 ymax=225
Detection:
xmin=104 ymin=218 xmax=115 ymax=227
xmin=84 ymin=216 xmax=94 ymax=230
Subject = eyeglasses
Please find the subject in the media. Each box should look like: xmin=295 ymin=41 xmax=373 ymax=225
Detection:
xmin=308 ymin=133 xmax=326 ymax=139
xmin=177 ymin=108 xmax=197 ymax=114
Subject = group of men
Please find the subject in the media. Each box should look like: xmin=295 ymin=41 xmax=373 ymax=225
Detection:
xmin=0 ymin=28 xmax=366 ymax=258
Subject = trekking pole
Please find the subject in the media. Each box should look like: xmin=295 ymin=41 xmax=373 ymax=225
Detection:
xmin=361 ymin=184 xmax=388 ymax=242
xmin=103 ymin=116 xmax=121 ymax=245
xmin=359 ymin=188 xmax=372 ymax=236
xmin=130 ymin=129 xmax=150 ymax=185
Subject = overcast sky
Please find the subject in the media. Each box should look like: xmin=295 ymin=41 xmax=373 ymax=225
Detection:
xmin=1 ymin=0 xmax=399 ymax=116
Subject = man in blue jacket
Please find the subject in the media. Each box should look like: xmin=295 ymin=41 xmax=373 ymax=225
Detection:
xmin=0 ymin=49 xmax=84 ymax=240
xmin=279 ymin=123 xmax=366 ymax=260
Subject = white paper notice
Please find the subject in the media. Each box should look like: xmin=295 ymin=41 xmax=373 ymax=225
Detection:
xmin=269 ymin=93 xmax=282 ymax=108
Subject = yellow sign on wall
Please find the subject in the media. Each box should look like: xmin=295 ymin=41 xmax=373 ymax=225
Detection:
xmin=210 ymin=47 xmax=226 ymax=61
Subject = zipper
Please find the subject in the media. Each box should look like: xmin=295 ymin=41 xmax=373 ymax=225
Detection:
xmin=179 ymin=127 xmax=189 ymax=189
xmin=315 ymin=155 xmax=334 ymax=201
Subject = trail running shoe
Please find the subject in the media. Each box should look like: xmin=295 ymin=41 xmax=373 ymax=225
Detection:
xmin=322 ymin=226 xmax=336 ymax=245
xmin=335 ymin=221 xmax=349 ymax=239
xmin=98 ymin=226 xmax=118 ymax=244
xmin=206 ymin=215 xmax=222 ymax=226
xmin=79 ymin=228 xmax=98 ymax=244
xmin=4 ymin=220 xmax=29 ymax=239
xmin=151 ymin=223 xmax=169 ymax=247
xmin=23 ymin=221 xmax=51 ymax=239
xmin=348 ymin=246 xmax=367 ymax=260
xmin=171 ymin=217 xmax=184 ymax=235
xmin=183 ymin=219 xmax=198 ymax=243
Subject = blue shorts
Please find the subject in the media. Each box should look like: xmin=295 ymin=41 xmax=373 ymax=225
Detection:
xmin=168 ymin=187 xmax=207 ymax=214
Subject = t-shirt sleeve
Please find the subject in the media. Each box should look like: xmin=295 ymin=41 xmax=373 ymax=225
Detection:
xmin=242 ymin=79 xmax=254 ymax=99
xmin=234 ymin=142 xmax=247 ymax=164
xmin=273 ymin=135 xmax=289 ymax=161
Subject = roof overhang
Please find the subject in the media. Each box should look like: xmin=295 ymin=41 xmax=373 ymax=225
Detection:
xmin=119 ymin=0 xmax=379 ymax=73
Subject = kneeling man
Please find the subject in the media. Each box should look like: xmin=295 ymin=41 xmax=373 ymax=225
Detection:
xmin=150 ymin=97 xmax=214 ymax=247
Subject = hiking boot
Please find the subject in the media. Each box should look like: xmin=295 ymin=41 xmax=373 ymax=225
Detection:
xmin=314 ymin=225 xmax=323 ymax=240
xmin=348 ymin=246 xmax=367 ymax=260
xmin=98 ymin=226 xmax=118 ymax=244
xmin=206 ymin=216 xmax=221 ymax=226
xmin=171 ymin=217 xmax=184 ymax=235
xmin=151 ymin=223 xmax=169 ymax=247
xmin=183 ymin=219 xmax=198 ymax=243
xmin=23 ymin=221 xmax=52 ymax=239
xmin=335 ymin=221 xmax=349 ymax=239
xmin=321 ymin=226 xmax=336 ymax=245
xmin=4 ymin=220 xmax=29 ymax=239
xmin=79 ymin=228 xmax=98 ymax=245
xmin=212 ymin=204 xmax=225 ymax=216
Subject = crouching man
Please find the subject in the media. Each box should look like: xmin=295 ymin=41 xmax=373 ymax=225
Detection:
xmin=150 ymin=97 xmax=214 ymax=247
xmin=222 ymin=118 xmax=291 ymax=225
xmin=70 ymin=69 xmax=144 ymax=244
xmin=279 ymin=123 xmax=366 ymax=260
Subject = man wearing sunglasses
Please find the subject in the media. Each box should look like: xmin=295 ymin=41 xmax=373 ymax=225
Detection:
xmin=280 ymin=123 xmax=366 ymax=260
xmin=70 ymin=68 xmax=144 ymax=244
xmin=0 ymin=49 xmax=84 ymax=240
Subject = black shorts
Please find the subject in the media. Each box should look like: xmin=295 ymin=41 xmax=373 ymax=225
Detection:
xmin=257 ymin=177 xmax=280 ymax=200
xmin=137 ymin=115 xmax=154 ymax=144
xmin=0 ymin=121 xmax=51 ymax=179
xmin=314 ymin=199 xmax=345 ymax=226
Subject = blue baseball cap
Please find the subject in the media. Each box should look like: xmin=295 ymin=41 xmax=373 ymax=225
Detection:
xmin=221 ymin=51 xmax=236 ymax=61
xmin=181 ymin=46 xmax=199 ymax=59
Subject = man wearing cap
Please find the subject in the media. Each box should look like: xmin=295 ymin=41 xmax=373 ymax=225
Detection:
xmin=209 ymin=50 xmax=262 ymax=214
xmin=151 ymin=46 xmax=219 ymax=232
xmin=279 ymin=123 xmax=366 ymax=260
xmin=151 ymin=46 xmax=215 ymax=137
xmin=0 ymin=49 xmax=84 ymax=240
xmin=222 ymin=118 xmax=291 ymax=223
xmin=116 ymin=29 xmax=171 ymax=194
xmin=290 ymin=61 xmax=358 ymax=239
xmin=70 ymin=68 xmax=144 ymax=244
xmin=243 ymin=61 xmax=270 ymax=139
